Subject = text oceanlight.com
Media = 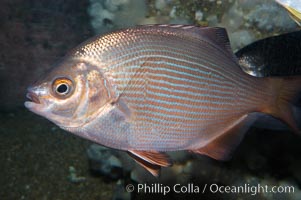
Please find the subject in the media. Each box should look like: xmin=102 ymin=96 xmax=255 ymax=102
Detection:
xmin=125 ymin=183 xmax=295 ymax=196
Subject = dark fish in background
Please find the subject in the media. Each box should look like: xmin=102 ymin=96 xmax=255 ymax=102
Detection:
xmin=24 ymin=25 xmax=301 ymax=176
xmin=236 ymin=30 xmax=301 ymax=77
xmin=236 ymin=30 xmax=301 ymax=130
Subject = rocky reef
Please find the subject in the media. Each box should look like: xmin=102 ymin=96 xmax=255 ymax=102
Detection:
xmin=88 ymin=0 xmax=147 ymax=34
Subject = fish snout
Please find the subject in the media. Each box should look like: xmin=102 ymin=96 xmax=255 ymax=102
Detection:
xmin=24 ymin=86 xmax=47 ymax=112
xmin=26 ymin=87 xmax=41 ymax=104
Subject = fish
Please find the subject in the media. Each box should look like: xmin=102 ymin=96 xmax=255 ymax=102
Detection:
xmin=235 ymin=30 xmax=301 ymax=77
xmin=276 ymin=0 xmax=301 ymax=26
xmin=235 ymin=30 xmax=301 ymax=130
xmin=24 ymin=25 xmax=301 ymax=176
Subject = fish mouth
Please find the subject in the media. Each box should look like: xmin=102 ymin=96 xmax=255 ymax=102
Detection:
xmin=24 ymin=87 xmax=49 ymax=117
xmin=26 ymin=91 xmax=41 ymax=104
xmin=24 ymin=90 xmax=44 ymax=113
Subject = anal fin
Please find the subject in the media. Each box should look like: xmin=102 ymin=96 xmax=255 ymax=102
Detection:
xmin=191 ymin=114 xmax=257 ymax=160
xmin=128 ymin=150 xmax=172 ymax=177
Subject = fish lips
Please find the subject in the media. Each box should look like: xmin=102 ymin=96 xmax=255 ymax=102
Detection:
xmin=26 ymin=91 xmax=40 ymax=104
xmin=24 ymin=89 xmax=47 ymax=115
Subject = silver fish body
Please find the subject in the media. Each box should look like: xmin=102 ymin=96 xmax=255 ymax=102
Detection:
xmin=25 ymin=25 xmax=301 ymax=176
xmin=67 ymin=25 xmax=266 ymax=151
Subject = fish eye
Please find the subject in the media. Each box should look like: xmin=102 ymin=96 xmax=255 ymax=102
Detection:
xmin=52 ymin=78 xmax=73 ymax=98
xmin=56 ymin=83 xmax=69 ymax=94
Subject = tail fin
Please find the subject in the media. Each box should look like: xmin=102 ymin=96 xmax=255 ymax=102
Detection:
xmin=264 ymin=76 xmax=301 ymax=134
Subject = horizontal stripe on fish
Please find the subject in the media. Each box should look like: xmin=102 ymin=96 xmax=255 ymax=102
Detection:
xmin=145 ymin=82 xmax=263 ymax=106
xmin=105 ymin=43 xmax=231 ymax=72
xmin=107 ymin=48 xmax=234 ymax=79
xmin=123 ymin=100 xmax=248 ymax=123
xmin=132 ymin=125 xmax=203 ymax=138
xmin=114 ymin=70 xmax=235 ymax=93
xmin=103 ymin=40 xmax=231 ymax=69
xmin=128 ymin=136 xmax=195 ymax=150
xmin=131 ymin=116 xmax=243 ymax=142
xmin=114 ymin=68 xmax=235 ymax=93
xmin=125 ymin=88 xmax=236 ymax=105
xmin=114 ymin=73 xmax=250 ymax=96
xmin=117 ymin=85 xmax=253 ymax=110
xmin=125 ymin=82 xmax=234 ymax=98
xmin=99 ymin=36 xmax=213 ymax=58
xmin=103 ymin=38 xmax=236 ymax=69
xmin=116 ymin=76 xmax=262 ymax=107
xmin=133 ymin=114 xmax=243 ymax=132
xmin=121 ymin=95 xmax=237 ymax=110
xmin=110 ymin=62 xmax=241 ymax=92
xmin=115 ymin=77 xmax=236 ymax=97
xmin=113 ymin=61 xmax=229 ymax=85
xmin=128 ymin=101 xmax=244 ymax=121
xmin=132 ymin=125 xmax=204 ymax=139
xmin=132 ymin=118 xmax=204 ymax=132
xmin=127 ymin=101 xmax=239 ymax=116
xmin=116 ymin=67 xmax=263 ymax=106
xmin=107 ymin=54 xmax=261 ymax=93
xmin=133 ymin=108 xmax=241 ymax=123
xmin=132 ymin=111 xmax=246 ymax=131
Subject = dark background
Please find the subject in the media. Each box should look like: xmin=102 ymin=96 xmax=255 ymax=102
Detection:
xmin=0 ymin=0 xmax=92 ymax=112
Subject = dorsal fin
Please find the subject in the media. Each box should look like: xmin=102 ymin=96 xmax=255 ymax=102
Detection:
xmin=140 ymin=24 xmax=237 ymax=62
xmin=200 ymin=27 xmax=235 ymax=59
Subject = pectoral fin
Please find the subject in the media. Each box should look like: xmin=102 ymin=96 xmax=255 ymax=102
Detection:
xmin=191 ymin=114 xmax=257 ymax=160
xmin=128 ymin=150 xmax=172 ymax=177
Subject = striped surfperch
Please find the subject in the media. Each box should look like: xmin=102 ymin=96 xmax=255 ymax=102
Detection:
xmin=25 ymin=25 xmax=301 ymax=176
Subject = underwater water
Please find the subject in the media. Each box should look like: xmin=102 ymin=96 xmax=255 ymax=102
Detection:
xmin=1 ymin=0 xmax=301 ymax=199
